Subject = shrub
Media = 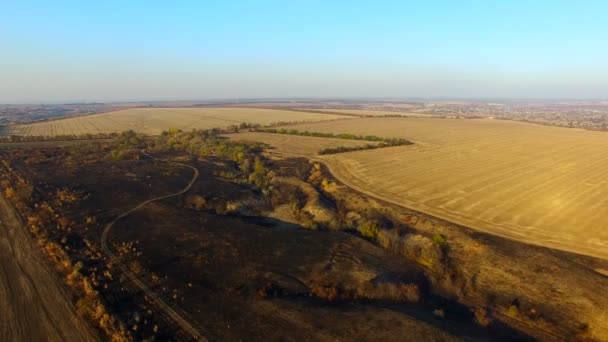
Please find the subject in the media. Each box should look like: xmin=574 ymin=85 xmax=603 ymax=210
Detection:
xmin=358 ymin=222 xmax=380 ymax=240
xmin=432 ymin=234 xmax=447 ymax=246
xmin=474 ymin=307 xmax=492 ymax=327
xmin=363 ymin=282 xmax=421 ymax=302
xmin=383 ymin=233 xmax=446 ymax=273
xmin=507 ymin=304 xmax=520 ymax=318
xmin=4 ymin=187 xmax=16 ymax=199
xmin=377 ymin=228 xmax=400 ymax=252
xmin=129 ymin=260 xmax=143 ymax=275
xmin=310 ymin=284 xmax=352 ymax=302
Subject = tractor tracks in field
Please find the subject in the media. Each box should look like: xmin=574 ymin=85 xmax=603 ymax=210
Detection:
xmin=100 ymin=150 xmax=206 ymax=341
xmin=0 ymin=195 xmax=99 ymax=342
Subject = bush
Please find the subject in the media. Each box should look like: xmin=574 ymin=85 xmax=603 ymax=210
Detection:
xmin=378 ymin=230 xmax=446 ymax=273
xmin=377 ymin=228 xmax=400 ymax=252
xmin=362 ymin=282 xmax=421 ymax=302
xmin=432 ymin=234 xmax=447 ymax=246
xmin=507 ymin=304 xmax=520 ymax=318
xmin=474 ymin=307 xmax=492 ymax=327
xmin=358 ymin=222 xmax=380 ymax=240
xmin=310 ymin=284 xmax=352 ymax=302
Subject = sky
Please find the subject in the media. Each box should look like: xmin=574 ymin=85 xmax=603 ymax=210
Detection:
xmin=1 ymin=0 xmax=607 ymax=103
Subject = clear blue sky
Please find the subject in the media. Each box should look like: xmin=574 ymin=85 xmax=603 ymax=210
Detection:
xmin=1 ymin=1 xmax=607 ymax=103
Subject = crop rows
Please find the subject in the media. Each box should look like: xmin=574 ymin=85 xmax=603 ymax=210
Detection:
xmin=288 ymin=117 xmax=608 ymax=259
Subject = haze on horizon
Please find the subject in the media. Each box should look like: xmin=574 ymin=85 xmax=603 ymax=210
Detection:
xmin=1 ymin=0 xmax=607 ymax=104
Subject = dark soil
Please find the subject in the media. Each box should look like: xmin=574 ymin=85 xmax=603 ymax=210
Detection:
xmin=2 ymin=145 xmax=546 ymax=341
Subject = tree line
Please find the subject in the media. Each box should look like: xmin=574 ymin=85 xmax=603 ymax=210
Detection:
xmin=255 ymin=127 xmax=412 ymax=144
xmin=0 ymin=132 xmax=118 ymax=143
xmin=254 ymin=127 xmax=413 ymax=154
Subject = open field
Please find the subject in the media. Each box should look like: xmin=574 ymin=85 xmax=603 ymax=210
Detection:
xmin=285 ymin=118 xmax=608 ymax=260
xmin=296 ymin=109 xmax=433 ymax=117
xmin=224 ymin=132 xmax=380 ymax=156
xmin=0 ymin=147 xmax=478 ymax=340
xmin=0 ymin=108 xmax=351 ymax=137
xmin=3 ymin=134 xmax=608 ymax=339
xmin=0 ymin=195 xmax=98 ymax=341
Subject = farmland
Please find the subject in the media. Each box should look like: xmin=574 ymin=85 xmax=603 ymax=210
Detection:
xmin=296 ymin=109 xmax=434 ymax=117
xmin=224 ymin=132 xmax=380 ymax=156
xmin=283 ymin=117 xmax=608 ymax=260
xmin=2 ymin=117 xmax=608 ymax=340
xmin=0 ymin=107 xmax=351 ymax=137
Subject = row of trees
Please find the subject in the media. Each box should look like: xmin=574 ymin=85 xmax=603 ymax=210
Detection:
xmin=318 ymin=142 xmax=397 ymax=155
xmin=0 ymin=132 xmax=118 ymax=143
xmin=255 ymin=128 xmax=413 ymax=154
xmin=256 ymin=127 xmax=412 ymax=144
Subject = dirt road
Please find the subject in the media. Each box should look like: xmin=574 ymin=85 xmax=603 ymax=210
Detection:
xmin=0 ymin=194 xmax=98 ymax=341
xmin=101 ymin=150 xmax=206 ymax=341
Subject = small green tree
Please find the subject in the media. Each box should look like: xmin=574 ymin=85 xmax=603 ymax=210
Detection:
xmin=432 ymin=234 xmax=447 ymax=246
xmin=359 ymin=222 xmax=380 ymax=240
xmin=507 ymin=304 xmax=520 ymax=318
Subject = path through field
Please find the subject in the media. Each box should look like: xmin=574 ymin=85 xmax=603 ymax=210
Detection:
xmin=100 ymin=150 xmax=206 ymax=341
xmin=0 ymin=195 xmax=98 ymax=342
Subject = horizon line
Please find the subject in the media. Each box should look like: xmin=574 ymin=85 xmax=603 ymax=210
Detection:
xmin=3 ymin=96 xmax=608 ymax=106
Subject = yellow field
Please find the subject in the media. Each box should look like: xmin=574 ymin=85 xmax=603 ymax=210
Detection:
xmin=2 ymin=108 xmax=351 ymax=136
xmin=224 ymin=132 xmax=379 ymax=156
xmin=286 ymin=118 xmax=608 ymax=260
xmin=297 ymin=109 xmax=432 ymax=117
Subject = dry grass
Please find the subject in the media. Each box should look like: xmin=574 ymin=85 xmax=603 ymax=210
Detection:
xmin=224 ymin=132 xmax=379 ymax=156
xmin=288 ymin=117 xmax=608 ymax=260
xmin=3 ymin=108 xmax=352 ymax=136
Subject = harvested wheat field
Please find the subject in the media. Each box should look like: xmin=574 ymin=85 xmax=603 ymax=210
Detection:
xmin=224 ymin=132 xmax=380 ymax=156
xmin=287 ymin=117 xmax=608 ymax=260
xmin=297 ymin=109 xmax=433 ymax=117
xmin=2 ymin=108 xmax=351 ymax=136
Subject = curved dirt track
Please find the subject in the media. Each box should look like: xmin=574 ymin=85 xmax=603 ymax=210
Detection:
xmin=100 ymin=150 xmax=206 ymax=341
xmin=0 ymin=195 xmax=99 ymax=342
